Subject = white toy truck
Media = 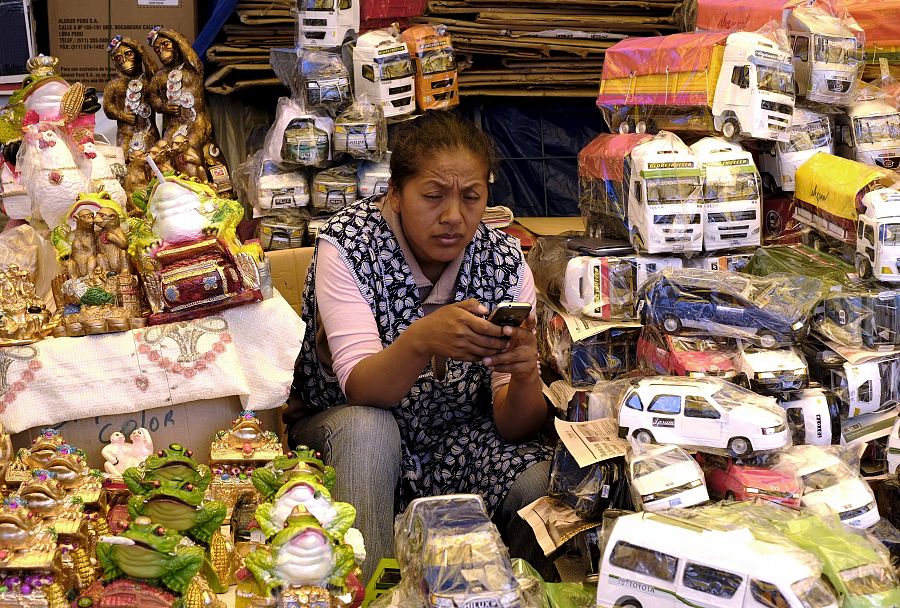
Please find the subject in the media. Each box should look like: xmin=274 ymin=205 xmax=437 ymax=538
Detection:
xmin=353 ymin=30 xmax=416 ymax=118
xmin=598 ymin=31 xmax=795 ymax=142
xmin=690 ymin=137 xmax=762 ymax=250
xmin=297 ymin=0 xmax=359 ymax=48
xmin=758 ymin=107 xmax=833 ymax=192
xmin=793 ymin=152 xmax=900 ymax=282
xmin=835 ymin=98 xmax=900 ymax=172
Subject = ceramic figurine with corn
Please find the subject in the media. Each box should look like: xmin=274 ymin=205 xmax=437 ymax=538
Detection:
xmin=209 ymin=411 xmax=282 ymax=512
xmin=127 ymin=165 xmax=264 ymax=325
xmin=122 ymin=444 xmax=232 ymax=592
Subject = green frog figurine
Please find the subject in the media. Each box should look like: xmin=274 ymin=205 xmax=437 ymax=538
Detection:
xmin=95 ymin=516 xmax=204 ymax=594
xmin=251 ymin=446 xmax=336 ymax=502
xmin=123 ymin=443 xmax=212 ymax=493
xmin=254 ymin=474 xmax=355 ymax=541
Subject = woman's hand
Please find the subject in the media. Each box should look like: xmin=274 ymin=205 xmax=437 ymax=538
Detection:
xmin=410 ymin=298 xmax=510 ymax=362
xmin=481 ymin=314 xmax=539 ymax=378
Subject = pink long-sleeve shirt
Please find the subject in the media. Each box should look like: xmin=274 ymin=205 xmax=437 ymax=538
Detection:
xmin=315 ymin=198 xmax=536 ymax=398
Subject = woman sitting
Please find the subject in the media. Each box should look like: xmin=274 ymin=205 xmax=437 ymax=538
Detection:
xmin=289 ymin=111 xmax=552 ymax=581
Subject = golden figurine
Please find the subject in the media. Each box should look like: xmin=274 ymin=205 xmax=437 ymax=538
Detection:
xmin=0 ymin=265 xmax=55 ymax=345
xmin=104 ymin=36 xmax=160 ymax=166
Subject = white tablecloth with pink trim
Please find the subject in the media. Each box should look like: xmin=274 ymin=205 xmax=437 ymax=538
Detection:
xmin=0 ymin=292 xmax=305 ymax=433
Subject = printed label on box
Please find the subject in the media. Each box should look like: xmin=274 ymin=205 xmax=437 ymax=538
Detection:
xmin=139 ymin=0 xmax=181 ymax=6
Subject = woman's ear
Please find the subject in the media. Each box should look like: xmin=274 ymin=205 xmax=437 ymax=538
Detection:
xmin=387 ymin=179 xmax=401 ymax=214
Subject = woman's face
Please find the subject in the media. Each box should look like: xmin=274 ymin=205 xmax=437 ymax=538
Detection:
xmin=389 ymin=148 xmax=489 ymax=273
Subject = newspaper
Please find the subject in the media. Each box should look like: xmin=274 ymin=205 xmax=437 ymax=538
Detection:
xmin=543 ymin=380 xmax=579 ymax=415
xmin=540 ymin=295 xmax=641 ymax=342
xmin=518 ymin=496 xmax=603 ymax=557
xmin=822 ymin=337 xmax=900 ymax=365
xmin=841 ymin=405 xmax=899 ymax=446
xmin=555 ymin=418 xmax=629 ymax=468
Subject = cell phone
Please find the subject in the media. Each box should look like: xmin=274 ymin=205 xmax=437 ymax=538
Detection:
xmin=488 ymin=302 xmax=533 ymax=327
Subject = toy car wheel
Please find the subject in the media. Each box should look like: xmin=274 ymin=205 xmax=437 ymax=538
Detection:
xmin=662 ymin=315 xmax=682 ymax=334
xmin=633 ymin=429 xmax=655 ymax=445
xmin=757 ymin=330 xmax=776 ymax=348
xmin=857 ymin=256 xmax=873 ymax=279
xmin=725 ymin=491 xmax=736 ymax=501
xmin=722 ymin=118 xmax=741 ymax=141
xmin=735 ymin=374 xmax=750 ymax=390
xmin=615 ymin=600 xmax=642 ymax=608
xmin=728 ymin=437 xmax=752 ymax=457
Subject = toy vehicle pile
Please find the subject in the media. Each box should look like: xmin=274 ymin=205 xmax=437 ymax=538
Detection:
xmin=248 ymin=13 xmax=466 ymax=252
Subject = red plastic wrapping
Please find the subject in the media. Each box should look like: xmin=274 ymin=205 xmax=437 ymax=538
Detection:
xmin=578 ymin=133 xmax=654 ymax=183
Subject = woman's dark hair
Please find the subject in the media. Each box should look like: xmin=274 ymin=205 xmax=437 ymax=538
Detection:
xmin=389 ymin=110 xmax=498 ymax=189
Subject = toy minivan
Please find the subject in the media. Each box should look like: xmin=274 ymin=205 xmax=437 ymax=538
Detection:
xmin=597 ymin=511 xmax=839 ymax=608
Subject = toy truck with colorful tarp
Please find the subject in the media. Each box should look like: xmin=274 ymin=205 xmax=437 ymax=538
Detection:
xmin=689 ymin=137 xmax=762 ymax=250
xmin=577 ymin=132 xmax=704 ymax=254
xmin=597 ymin=31 xmax=795 ymax=142
xmin=690 ymin=2 xmax=864 ymax=105
xmin=793 ymin=152 xmax=900 ymax=281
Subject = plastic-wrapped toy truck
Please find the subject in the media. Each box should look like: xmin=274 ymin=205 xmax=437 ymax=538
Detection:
xmin=353 ymin=29 xmax=416 ymax=118
xmin=296 ymin=0 xmax=359 ymax=48
xmin=597 ymin=30 xmax=795 ymax=141
xmin=834 ymin=95 xmax=900 ymax=171
xmin=757 ymin=107 xmax=833 ymax=192
xmin=401 ymin=24 xmax=459 ymax=111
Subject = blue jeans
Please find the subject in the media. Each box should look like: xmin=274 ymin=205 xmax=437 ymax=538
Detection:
xmin=290 ymin=405 xmax=552 ymax=583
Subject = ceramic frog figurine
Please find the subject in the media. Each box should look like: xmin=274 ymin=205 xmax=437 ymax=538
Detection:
xmin=254 ymin=474 xmax=355 ymax=540
xmin=244 ymin=508 xmax=356 ymax=597
xmin=96 ymin=516 xmax=204 ymax=594
xmin=126 ymin=479 xmax=226 ymax=546
xmin=17 ymin=469 xmax=66 ymax=517
xmin=251 ymin=446 xmax=336 ymax=501
xmin=123 ymin=443 xmax=212 ymax=494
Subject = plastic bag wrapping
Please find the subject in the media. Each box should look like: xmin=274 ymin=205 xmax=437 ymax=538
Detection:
xmin=776 ymin=387 xmax=842 ymax=446
xmin=778 ymin=443 xmax=880 ymax=528
xmin=744 ymin=244 xmax=859 ymax=289
xmin=617 ymin=376 xmax=791 ymax=458
xmin=868 ymin=518 xmax=900 ymax=567
xmin=400 ymin=24 xmax=459 ymax=112
xmin=626 ymin=444 xmax=708 ymax=512
xmin=536 ymin=302 xmax=639 ymax=387
xmin=577 ymin=131 xmax=705 ymax=254
xmin=801 ymin=335 xmax=900 ymax=418
xmin=688 ymin=3 xmax=864 ymax=105
xmin=544 ymin=583 xmax=595 ymax=608
xmin=352 ymin=28 xmax=417 ymax=119
xmin=817 ymin=289 xmax=900 ymax=349
xmin=596 ymin=27 xmax=794 ymax=142
xmin=299 ymin=49 xmax=354 ymax=113
xmin=684 ymin=253 xmax=753 ymax=272
xmin=636 ymin=325 xmax=739 ymax=378
xmin=637 ymin=267 xmax=825 ymax=348
xmin=761 ymin=193 xmax=804 ymax=245
xmin=264 ymin=97 xmax=333 ymax=168
xmin=695 ymin=451 xmax=804 ymax=506
xmin=874 ymin=478 xmax=900 ymax=535
xmin=548 ymin=448 xmax=633 ymax=520
xmin=311 ymin=164 xmax=358 ymax=214
xmin=259 ymin=210 xmax=310 ymax=251
xmin=510 ymin=560 xmax=549 ymax=608
xmin=755 ymin=107 xmax=834 ymax=193
xmin=357 ymin=154 xmax=391 ymax=198
xmin=382 ymin=494 xmax=527 ymax=608
xmin=241 ymin=150 xmax=311 ymax=218
xmin=333 ymin=95 xmax=387 ymax=161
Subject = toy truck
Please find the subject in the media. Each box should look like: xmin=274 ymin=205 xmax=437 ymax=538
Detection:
xmin=597 ymin=31 xmax=795 ymax=141
xmin=792 ymin=152 xmax=900 ymax=281
xmin=689 ymin=137 xmax=762 ymax=250
xmin=401 ymin=25 xmax=459 ymax=111
xmin=577 ymin=132 xmax=704 ymax=253
xmin=353 ymin=30 xmax=416 ymax=118
xmin=834 ymin=97 xmax=900 ymax=171
xmin=758 ymin=107 xmax=833 ymax=192
xmin=296 ymin=0 xmax=359 ymax=48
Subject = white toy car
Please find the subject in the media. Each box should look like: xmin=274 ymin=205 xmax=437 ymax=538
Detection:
xmin=627 ymin=444 xmax=708 ymax=512
xmin=357 ymin=157 xmax=390 ymax=198
xmin=886 ymin=416 xmax=900 ymax=475
xmin=735 ymin=345 xmax=808 ymax=397
xmin=617 ymin=376 xmax=789 ymax=457
xmin=781 ymin=445 xmax=879 ymax=529
xmin=777 ymin=388 xmax=840 ymax=446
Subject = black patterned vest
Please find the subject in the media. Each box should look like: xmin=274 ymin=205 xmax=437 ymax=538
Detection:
xmin=292 ymin=197 xmax=526 ymax=455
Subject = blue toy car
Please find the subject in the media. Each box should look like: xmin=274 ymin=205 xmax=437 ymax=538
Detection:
xmin=638 ymin=268 xmax=821 ymax=348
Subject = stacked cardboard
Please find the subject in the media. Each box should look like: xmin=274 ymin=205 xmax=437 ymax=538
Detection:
xmin=413 ymin=0 xmax=682 ymax=97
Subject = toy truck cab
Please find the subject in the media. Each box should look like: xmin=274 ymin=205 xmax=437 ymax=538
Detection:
xmin=689 ymin=137 xmax=762 ymax=250
xmin=281 ymin=116 xmax=331 ymax=166
xmin=353 ymin=30 xmax=416 ymax=118
xmin=855 ymin=188 xmax=900 ymax=281
xmin=357 ymin=156 xmax=390 ymax=198
xmin=597 ymin=512 xmax=839 ymax=608
xmin=787 ymin=7 xmax=863 ymax=104
xmin=627 ymin=134 xmax=704 ymax=254
xmin=402 ymin=25 xmax=459 ymax=111
xmin=759 ymin=108 xmax=832 ymax=192
xmin=297 ymin=0 xmax=359 ymax=48
xmin=835 ymin=99 xmax=900 ymax=171
xmin=397 ymin=495 xmax=523 ymax=608
xmin=712 ymin=32 xmax=795 ymax=141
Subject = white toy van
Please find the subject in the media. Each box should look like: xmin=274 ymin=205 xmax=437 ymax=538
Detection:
xmin=627 ymin=444 xmax=708 ymax=512
xmin=617 ymin=377 xmax=789 ymax=457
xmin=597 ymin=512 xmax=839 ymax=608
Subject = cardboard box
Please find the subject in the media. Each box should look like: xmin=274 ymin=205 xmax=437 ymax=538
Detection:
xmin=47 ymin=0 xmax=197 ymax=89
xmin=12 ymin=397 xmax=279 ymax=469
xmin=268 ymin=247 xmax=314 ymax=315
